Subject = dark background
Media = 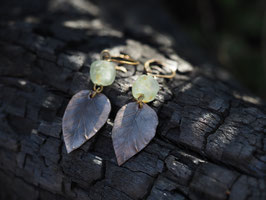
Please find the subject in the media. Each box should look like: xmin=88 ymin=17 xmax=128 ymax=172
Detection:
xmin=163 ymin=0 xmax=266 ymax=99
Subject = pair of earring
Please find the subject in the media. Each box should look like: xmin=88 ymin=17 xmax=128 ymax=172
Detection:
xmin=62 ymin=50 xmax=175 ymax=165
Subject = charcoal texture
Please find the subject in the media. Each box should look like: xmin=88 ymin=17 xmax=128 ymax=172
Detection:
xmin=0 ymin=0 xmax=266 ymax=200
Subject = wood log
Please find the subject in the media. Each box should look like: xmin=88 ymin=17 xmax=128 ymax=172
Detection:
xmin=0 ymin=0 xmax=265 ymax=199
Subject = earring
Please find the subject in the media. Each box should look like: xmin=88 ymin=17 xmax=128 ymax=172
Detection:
xmin=62 ymin=50 xmax=139 ymax=153
xmin=112 ymin=59 xmax=176 ymax=165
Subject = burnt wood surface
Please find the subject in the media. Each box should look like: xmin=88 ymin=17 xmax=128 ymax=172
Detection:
xmin=0 ymin=0 xmax=266 ymax=200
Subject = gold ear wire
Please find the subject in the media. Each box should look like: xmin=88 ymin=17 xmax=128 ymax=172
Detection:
xmin=100 ymin=50 xmax=139 ymax=73
xmin=144 ymin=59 xmax=176 ymax=79
xmin=101 ymin=50 xmax=139 ymax=65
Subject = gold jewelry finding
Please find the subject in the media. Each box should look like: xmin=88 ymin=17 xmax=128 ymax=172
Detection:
xmin=91 ymin=84 xmax=103 ymax=98
xmin=101 ymin=50 xmax=139 ymax=66
xmin=144 ymin=59 xmax=176 ymax=79
xmin=137 ymin=94 xmax=144 ymax=108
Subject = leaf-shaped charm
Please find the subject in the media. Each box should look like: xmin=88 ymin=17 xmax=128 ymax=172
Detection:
xmin=112 ymin=102 xmax=158 ymax=165
xmin=62 ymin=90 xmax=111 ymax=153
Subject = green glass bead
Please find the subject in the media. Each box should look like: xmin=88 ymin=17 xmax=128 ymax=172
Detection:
xmin=90 ymin=60 xmax=116 ymax=86
xmin=132 ymin=75 xmax=159 ymax=103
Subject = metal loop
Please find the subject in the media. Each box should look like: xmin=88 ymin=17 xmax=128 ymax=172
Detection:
xmin=137 ymin=94 xmax=144 ymax=108
xmin=100 ymin=50 xmax=111 ymax=60
xmin=144 ymin=59 xmax=176 ymax=79
xmin=91 ymin=84 xmax=103 ymax=98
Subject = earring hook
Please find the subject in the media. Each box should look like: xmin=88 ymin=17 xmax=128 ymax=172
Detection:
xmin=101 ymin=50 xmax=139 ymax=66
xmin=144 ymin=59 xmax=176 ymax=79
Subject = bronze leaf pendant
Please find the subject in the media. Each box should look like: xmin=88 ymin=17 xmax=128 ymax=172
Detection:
xmin=62 ymin=90 xmax=111 ymax=153
xmin=112 ymin=102 xmax=158 ymax=165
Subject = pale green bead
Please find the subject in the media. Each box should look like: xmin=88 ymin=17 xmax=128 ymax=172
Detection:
xmin=90 ymin=60 xmax=116 ymax=86
xmin=132 ymin=75 xmax=159 ymax=103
